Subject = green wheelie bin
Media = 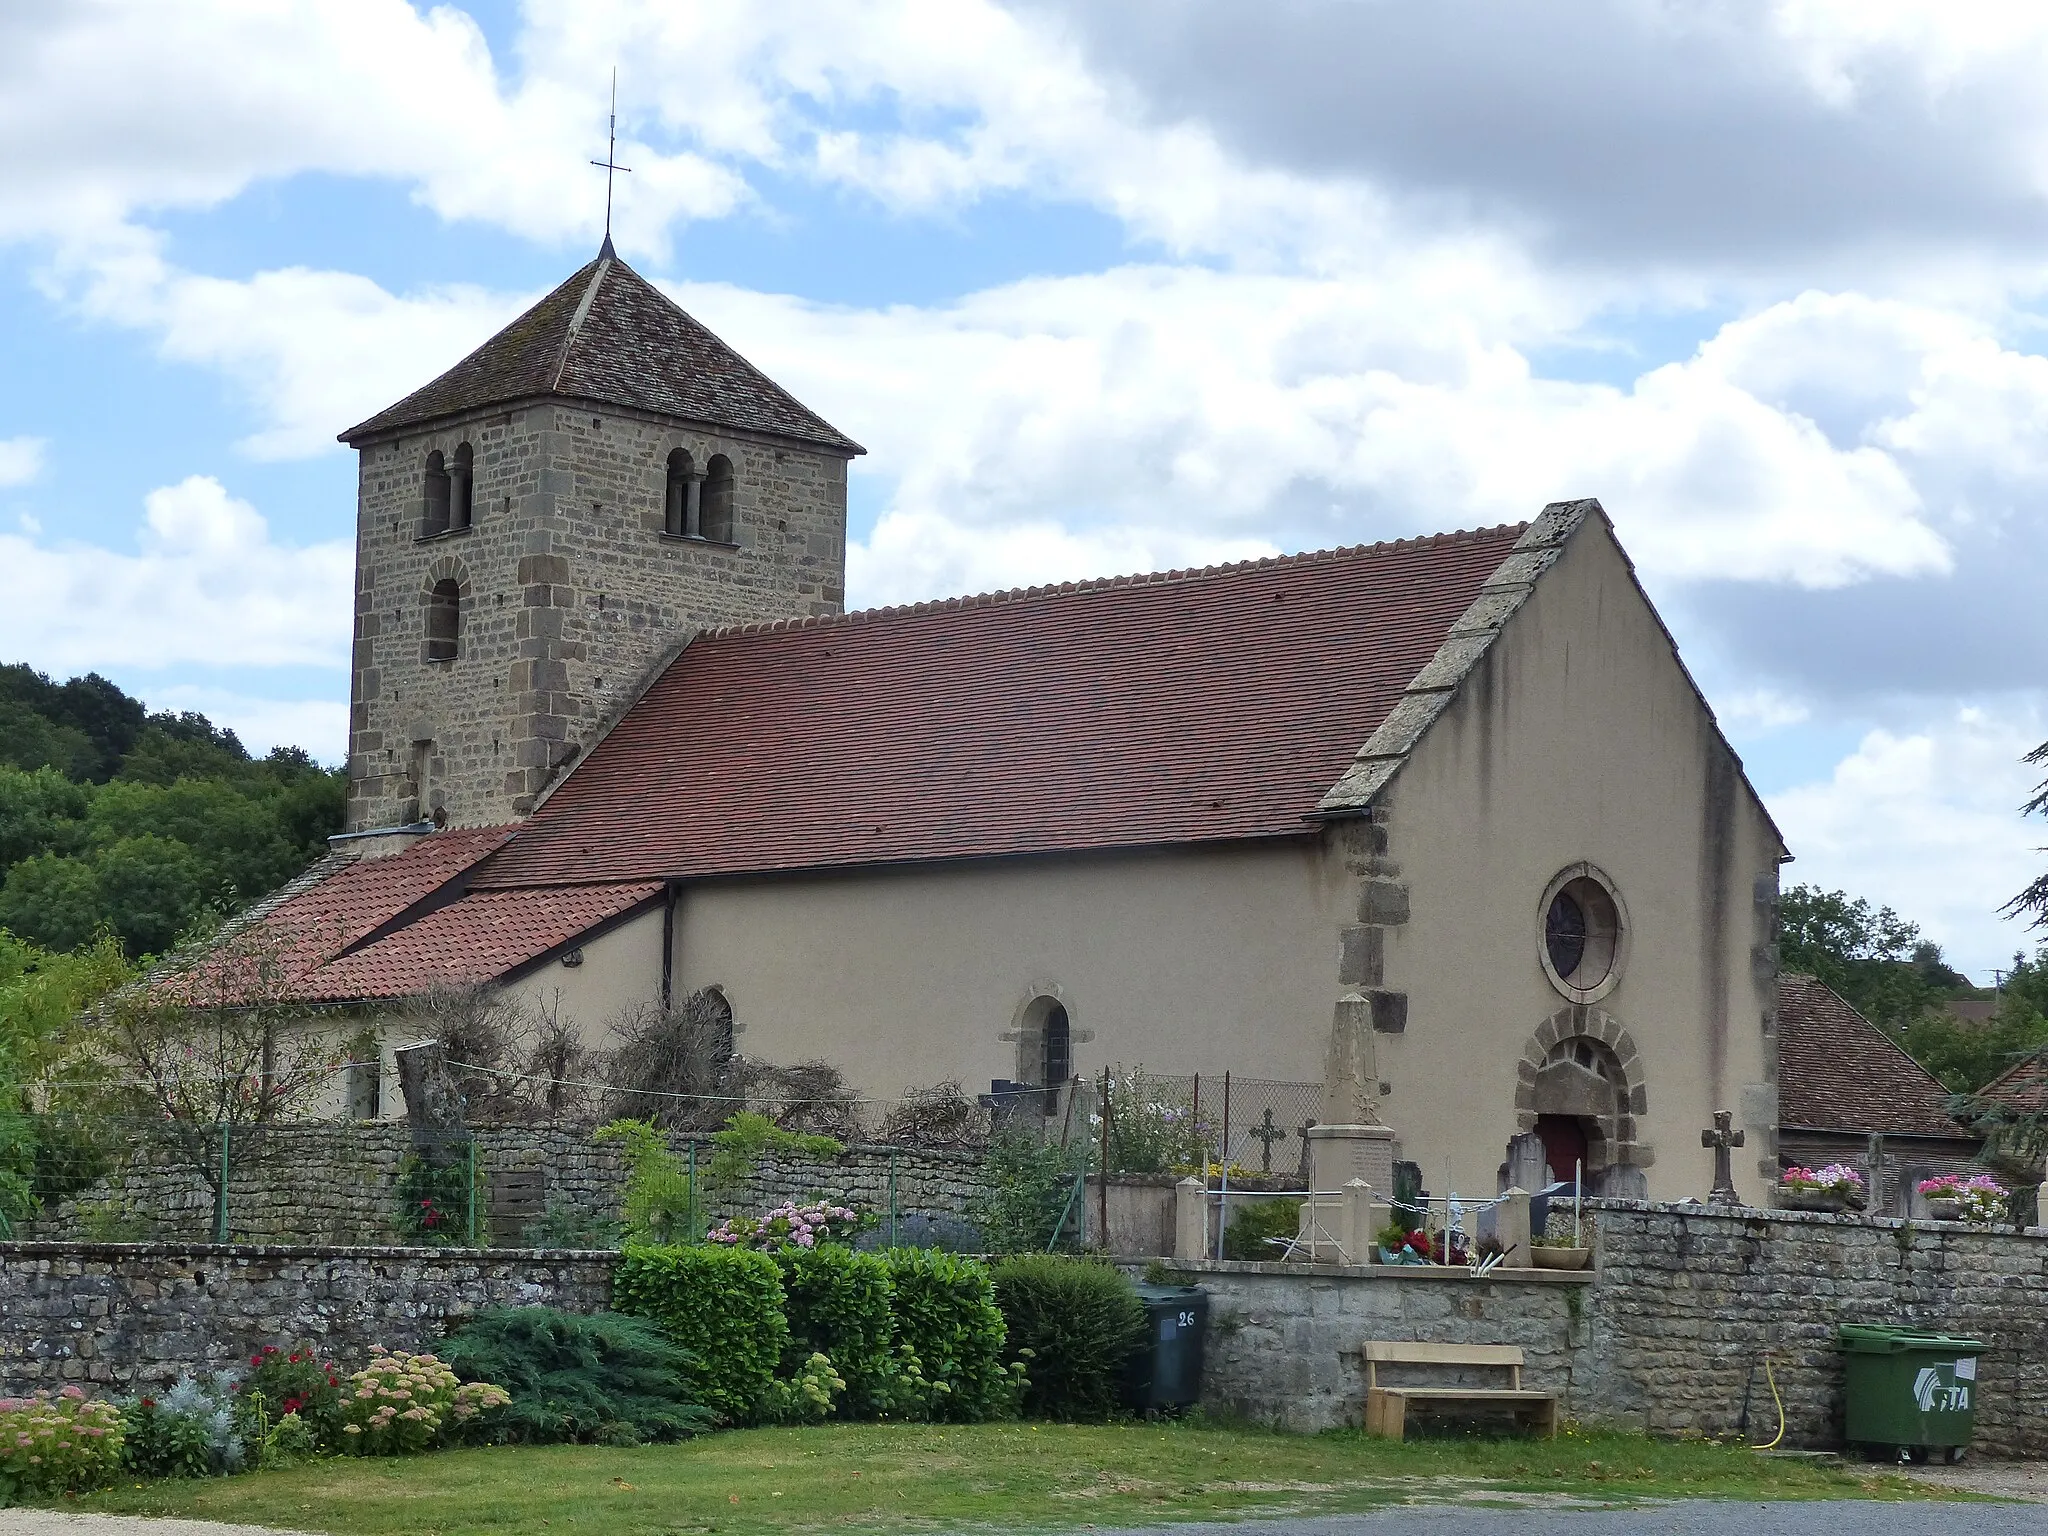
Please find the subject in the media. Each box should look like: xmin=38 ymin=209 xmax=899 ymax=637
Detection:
xmin=1837 ymin=1324 xmax=1987 ymax=1462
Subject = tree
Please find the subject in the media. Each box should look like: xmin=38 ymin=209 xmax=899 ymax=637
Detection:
xmin=1778 ymin=884 xmax=1958 ymax=1029
xmin=91 ymin=916 xmax=339 ymax=1240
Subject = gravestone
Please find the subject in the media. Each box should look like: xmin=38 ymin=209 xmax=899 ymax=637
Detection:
xmin=1502 ymin=1133 xmax=1548 ymax=1196
xmin=1601 ymin=1163 xmax=1649 ymax=1200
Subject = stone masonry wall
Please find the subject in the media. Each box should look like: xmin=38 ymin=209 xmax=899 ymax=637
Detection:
xmin=0 ymin=1244 xmax=616 ymax=1395
xmin=24 ymin=1124 xmax=987 ymax=1248
xmin=349 ymin=401 xmax=849 ymax=831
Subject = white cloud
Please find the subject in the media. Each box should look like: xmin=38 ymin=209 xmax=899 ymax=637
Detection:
xmin=1771 ymin=705 xmax=2048 ymax=978
xmin=0 ymin=437 xmax=46 ymax=487
xmin=0 ymin=476 xmax=351 ymax=674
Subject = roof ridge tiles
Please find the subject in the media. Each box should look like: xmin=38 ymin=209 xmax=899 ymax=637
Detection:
xmin=695 ymin=522 xmax=1529 ymax=645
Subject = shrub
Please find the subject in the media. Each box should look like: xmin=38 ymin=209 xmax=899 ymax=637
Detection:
xmin=990 ymin=1254 xmax=1145 ymax=1421
xmin=971 ymin=1131 xmax=1085 ymax=1254
xmin=0 ymin=1387 xmax=124 ymax=1497
xmin=774 ymin=1245 xmax=897 ymax=1417
xmin=395 ymin=1151 xmax=474 ymax=1245
xmin=438 ymin=1307 xmax=713 ymax=1445
xmin=614 ymin=1244 xmax=789 ymax=1424
xmin=705 ymin=1111 xmax=843 ymax=1194
xmin=884 ymin=1248 xmax=1018 ymax=1422
xmin=336 ymin=1350 xmax=508 ymax=1455
xmin=1221 ymin=1197 xmax=1303 ymax=1261
xmin=236 ymin=1342 xmax=343 ymax=1447
xmin=594 ymin=1120 xmax=699 ymax=1243
xmin=122 ymin=1373 xmax=244 ymax=1478
xmin=709 ymin=1200 xmax=862 ymax=1251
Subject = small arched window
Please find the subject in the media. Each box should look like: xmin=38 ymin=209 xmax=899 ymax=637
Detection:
xmin=665 ymin=448 xmax=697 ymax=538
xmin=450 ymin=443 xmax=475 ymax=531
xmin=702 ymin=454 xmax=735 ymax=543
xmin=425 ymin=579 xmax=461 ymax=662
xmin=423 ymin=451 xmax=451 ymax=537
xmin=1040 ymin=1003 xmax=1071 ymax=1115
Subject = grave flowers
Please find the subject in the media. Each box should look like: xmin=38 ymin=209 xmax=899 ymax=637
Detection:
xmin=1777 ymin=1163 xmax=1866 ymax=1213
xmin=1916 ymin=1173 xmax=2007 ymax=1225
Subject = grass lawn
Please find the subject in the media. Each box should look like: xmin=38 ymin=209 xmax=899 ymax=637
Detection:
xmin=56 ymin=1421 xmax=1951 ymax=1535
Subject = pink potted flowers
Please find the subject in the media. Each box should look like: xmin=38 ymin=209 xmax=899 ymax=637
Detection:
xmin=1777 ymin=1164 xmax=1867 ymax=1213
xmin=1916 ymin=1173 xmax=2008 ymax=1225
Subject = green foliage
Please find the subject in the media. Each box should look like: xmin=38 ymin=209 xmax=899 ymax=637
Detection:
xmin=989 ymin=1254 xmax=1144 ymax=1421
xmin=1779 ymin=883 xmax=1962 ymax=1030
xmin=613 ymin=1244 xmax=790 ymax=1424
xmin=0 ymin=664 xmax=344 ymax=959
xmin=121 ymin=1373 xmax=244 ymax=1478
xmin=1222 ymin=1197 xmax=1303 ymax=1261
xmin=594 ymin=1118 xmax=699 ymax=1243
xmin=774 ymin=1245 xmax=896 ymax=1417
xmin=762 ymin=1352 xmax=847 ymax=1424
xmin=1899 ymin=989 xmax=2048 ymax=1092
xmin=335 ymin=1349 xmax=508 ymax=1454
xmin=884 ymin=1247 xmax=1018 ymax=1422
xmin=438 ymin=1307 xmax=713 ymax=1445
xmin=395 ymin=1151 xmax=474 ymax=1245
xmin=237 ymin=1343 xmax=344 ymax=1447
xmin=971 ymin=1130 xmax=1085 ymax=1254
xmin=1098 ymin=1065 xmax=1213 ymax=1173
xmin=706 ymin=1110 xmax=844 ymax=1193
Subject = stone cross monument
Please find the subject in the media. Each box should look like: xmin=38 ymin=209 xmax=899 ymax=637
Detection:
xmin=1702 ymin=1109 xmax=1745 ymax=1206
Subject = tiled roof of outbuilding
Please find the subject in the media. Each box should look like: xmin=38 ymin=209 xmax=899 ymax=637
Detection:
xmin=293 ymin=881 xmax=663 ymax=1004
xmin=470 ymin=525 xmax=1525 ymax=890
xmin=339 ymin=242 xmax=863 ymax=454
xmin=1776 ymin=974 xmax=1976 ymax=1141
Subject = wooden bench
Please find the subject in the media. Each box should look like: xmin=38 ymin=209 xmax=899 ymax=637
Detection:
xmin=1362 ymin=1342 xmax=1559 ymax=1440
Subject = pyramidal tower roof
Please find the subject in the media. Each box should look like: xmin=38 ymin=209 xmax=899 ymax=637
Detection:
xmin=340 ymin=239 xmax=864 ymax=454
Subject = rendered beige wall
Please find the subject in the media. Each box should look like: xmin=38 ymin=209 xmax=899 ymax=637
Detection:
xmin=505 ymin=902 xmax=667 ymax=1042
xmin=669 ymin=842 xmax=1347 ymax=1107
xmin=1376 ymin=519 xmax=1782 ymax=1205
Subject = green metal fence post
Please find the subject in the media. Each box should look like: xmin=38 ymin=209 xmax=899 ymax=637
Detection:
xmin=466 ymin=1139 xmax=478 ymax=1246
xmin=687 ymin=1140 xmax=698 ymax=1239
xmin=887 ymin=1150 xmax=898 ymax=1248
xmin=213 ymin=1122 xmax=230 ymax=1243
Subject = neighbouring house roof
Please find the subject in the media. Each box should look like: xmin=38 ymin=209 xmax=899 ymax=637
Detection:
xmin=469 ymin=522 xmax=1528 ymax=891
xmin=339 ymin=240 xmax=864 ymax=454
xmin=1775 ymin=974 xmax=1977 ymax=1142
xmin=1977 ymin=1054 xmax=2048 ymax=1117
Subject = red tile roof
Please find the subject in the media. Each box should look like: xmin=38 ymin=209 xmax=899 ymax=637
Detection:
xmin=254 ymin=826 xmax=517 ymax=979
xmin=1776 ymin=974 xmax=1975 ymax=1140
xmin=472 ymin=527 xmax=1524 ymax=890
xmin=293 ymin=881 xmax=662 ymax=1004
xmin=1977 ymin=1054 xmax=2048 ymax=1116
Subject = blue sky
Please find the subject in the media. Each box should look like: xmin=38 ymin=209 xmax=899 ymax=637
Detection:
xmin=4 ymin=0 xmax=2048 ymax=975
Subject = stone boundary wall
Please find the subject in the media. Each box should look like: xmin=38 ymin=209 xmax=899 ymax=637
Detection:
xmin=1577 ymin=1199 xmax=2048 ymax=1458
xmin=0 ymin=1243 xmax=617 ymax=1395
xmin=14 ymin=1201 xmax=2048 ymax=1455
xmin=26 ymin=1124 xmax=988 ymax=1247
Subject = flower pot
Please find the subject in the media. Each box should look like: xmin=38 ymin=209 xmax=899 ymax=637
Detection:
xmin=1925 ymin=1199 xmax=1964 ymax=1222
xmin=1530 ymin=1246 xmax=1593 ymax=1271
xmin=1777 ymin=1188 xmax=1849 ymax=1213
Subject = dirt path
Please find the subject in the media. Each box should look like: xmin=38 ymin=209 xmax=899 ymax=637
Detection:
xmin=0 ymin=1516 xmax=311 ymax=1536
xmin=1893 ymin=1457 xmax=2048 ymax=1501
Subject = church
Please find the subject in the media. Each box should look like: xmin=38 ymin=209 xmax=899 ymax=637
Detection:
xmin=248 ymin=239 xmax=1789 ymax=1206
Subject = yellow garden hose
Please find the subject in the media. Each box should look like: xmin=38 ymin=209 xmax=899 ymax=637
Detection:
xmin=1750 ymin=1353 xmax=1786 ymax=1450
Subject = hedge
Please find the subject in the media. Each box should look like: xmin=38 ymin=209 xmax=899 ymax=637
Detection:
xmin=990 ymin=1254 xmax=1146 ymax=1421
xmin=613 ymin=1245 xmax=787 ymax=1424
xmin=774 ymin=1246 xmax=896 ymax=1418
xmin=884 ymin=1247 xmax=1017 ymax=1421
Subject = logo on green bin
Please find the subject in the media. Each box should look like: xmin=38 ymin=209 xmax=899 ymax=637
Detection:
xmin=1911 ymin=1357 xmax=1976 ymax=1414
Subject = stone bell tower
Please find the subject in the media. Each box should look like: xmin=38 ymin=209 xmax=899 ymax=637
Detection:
xmin=337 ymin=238 xmax=864 ymax=832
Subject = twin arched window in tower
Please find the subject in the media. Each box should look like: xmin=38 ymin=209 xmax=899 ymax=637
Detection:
xmin=420 ymin=440 xmax=736 ymax=546
xmin=664 ymin=450 xmax=735 ymax=542
xmin=421 ymin=445 xmax=475 ymax=538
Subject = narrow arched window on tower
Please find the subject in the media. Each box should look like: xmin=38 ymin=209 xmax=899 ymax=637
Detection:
xmin=451 ymin=443 xmax=475 ymax=531
xmin=423 ymin=450 xmax=451 ymax=537
xmin=702 ymin=454 xmax=735 ymax=543
xmin=665 ymin=448 xmax=697 ymax=538
xmin=425 ymin=579 xmax=461 ymax=662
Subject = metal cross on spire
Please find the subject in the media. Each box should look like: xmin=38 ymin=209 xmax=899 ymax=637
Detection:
xmin=589 ymin=68 xmax=632 ymax=249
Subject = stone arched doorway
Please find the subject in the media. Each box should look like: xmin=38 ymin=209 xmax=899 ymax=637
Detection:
xmin=1511 ymin=1007 xmax=1651 ymax=1194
